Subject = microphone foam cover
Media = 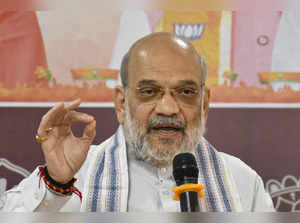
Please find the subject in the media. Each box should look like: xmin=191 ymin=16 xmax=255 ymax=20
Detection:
xmin=173 ymin=153 xmax=199 ymax=186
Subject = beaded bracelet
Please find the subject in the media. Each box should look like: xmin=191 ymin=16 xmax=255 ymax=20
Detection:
xmin=38 ymin=166 xmax=82 ymax=201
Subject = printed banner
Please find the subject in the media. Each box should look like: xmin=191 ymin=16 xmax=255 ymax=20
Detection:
xmin=1 ymin=10 xmax=300 ymax=106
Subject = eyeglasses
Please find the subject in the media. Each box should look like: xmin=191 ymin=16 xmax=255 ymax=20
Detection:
xmin=135 ymin=84 xmax=204 ymax=106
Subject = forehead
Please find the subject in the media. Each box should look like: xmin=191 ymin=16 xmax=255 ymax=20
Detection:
xmin=128 ymin=46 xmax=203 ymax=87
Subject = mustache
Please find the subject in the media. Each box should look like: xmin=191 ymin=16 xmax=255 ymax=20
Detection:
xmin=146 ymin=115 xmax=186 ymax=133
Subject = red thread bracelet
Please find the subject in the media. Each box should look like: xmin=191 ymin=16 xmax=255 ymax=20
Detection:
xmin=38 ymin=166 xmax=82 ymax=202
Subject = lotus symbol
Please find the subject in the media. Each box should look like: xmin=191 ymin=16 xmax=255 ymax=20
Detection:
xmin=174 ymin=23 xmax=206 ymax=41
xmin=266 ymin=175 xmax=300 ymax=212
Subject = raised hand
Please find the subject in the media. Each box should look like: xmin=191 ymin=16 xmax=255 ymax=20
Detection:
xmin=36 ymin=99 xmax=96 ymax=184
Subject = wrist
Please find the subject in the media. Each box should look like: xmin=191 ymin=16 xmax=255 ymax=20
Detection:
xmin=46 ymin=167 xmax=73 ymax=184
xmin=44 ymin=166 xmax=76 ymax=190
xmin=38 ymin=166 xmax=82 ymax=201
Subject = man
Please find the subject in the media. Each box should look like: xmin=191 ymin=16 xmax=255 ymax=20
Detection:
xmin=1 ymin=32 xmax=274 ymax=212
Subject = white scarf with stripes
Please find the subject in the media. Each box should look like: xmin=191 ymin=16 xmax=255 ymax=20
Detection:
xmin=81 ymin=126 xmax=242 ymax=212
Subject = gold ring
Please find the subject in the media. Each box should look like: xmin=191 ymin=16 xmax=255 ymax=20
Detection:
xmin=45 ymin=127 xmax=53 ymax=134
xmin=35 ymin=134 xmax=48 ymax=143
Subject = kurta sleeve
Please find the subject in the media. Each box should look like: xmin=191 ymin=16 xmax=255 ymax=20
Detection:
xmin=251 ymin=175 xmax=275 ymax=212
xmin=1 ymin=167 xmax=71 ymax=212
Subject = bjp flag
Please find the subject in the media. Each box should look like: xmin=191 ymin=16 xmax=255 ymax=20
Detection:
xmin=154 ymin=11 xmax=232 ymax=86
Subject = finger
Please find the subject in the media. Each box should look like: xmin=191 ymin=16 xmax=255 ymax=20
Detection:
xmin=38 ymin=102 xmax=65 ymax=135
xmin=81 ymin=120 xmax=96 ymax=142
xmin=51 ymin=99 xmax=81 ymax=126
xmin=64 ymin=98 xmax=81 ymax=111
xmin=63 ymin=111 xmax=95 ymax=125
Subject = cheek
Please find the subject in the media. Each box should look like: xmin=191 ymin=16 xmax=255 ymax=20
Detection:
xmin=182 ymin=108 xmax=202 ymax=128
xmin=132 ymin=103 xmax=155 ymax=126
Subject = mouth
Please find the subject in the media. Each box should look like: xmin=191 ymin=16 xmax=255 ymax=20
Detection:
xmin=150 ymin=125 xmax=184 ymax=139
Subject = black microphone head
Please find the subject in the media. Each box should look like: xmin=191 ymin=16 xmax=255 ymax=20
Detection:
xmin=173 ymin=153 xmax=199 ymax=186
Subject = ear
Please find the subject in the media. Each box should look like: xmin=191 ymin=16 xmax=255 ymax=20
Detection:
xmin=203 ymin=87 xmax=210 ymax=122
xmin=114 ymin=86 xmax=126 ymax=124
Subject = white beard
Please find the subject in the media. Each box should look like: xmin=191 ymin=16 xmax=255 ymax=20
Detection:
xmin=123 ymin=98 xmax=206 ymax=167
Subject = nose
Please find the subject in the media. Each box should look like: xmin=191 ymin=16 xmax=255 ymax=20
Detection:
xmin=154 ymin=90 xmax=180 ymax=116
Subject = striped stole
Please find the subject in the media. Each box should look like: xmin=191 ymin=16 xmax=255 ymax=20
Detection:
xmin=82 ymin=126 xmax=242 ymax=211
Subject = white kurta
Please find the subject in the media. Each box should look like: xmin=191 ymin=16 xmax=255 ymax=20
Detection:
xmin=1 ymin=131 xmax=274 ymax=212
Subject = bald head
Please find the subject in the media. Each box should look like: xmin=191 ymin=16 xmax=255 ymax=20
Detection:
xmin=120 ymin=32 xmax=206 ymax=88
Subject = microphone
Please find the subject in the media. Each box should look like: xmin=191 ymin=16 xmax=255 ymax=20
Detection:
xmin=173 ymin=153 xmax=200 ymax=212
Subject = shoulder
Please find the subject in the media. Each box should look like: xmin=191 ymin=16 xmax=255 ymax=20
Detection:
xmin=219 ymin=152 xmax=260 ymax=190
xmin=219 ymin=152 xmax=258 ymax=180
xmin=219 ymin=152 xmax=274 ymax=211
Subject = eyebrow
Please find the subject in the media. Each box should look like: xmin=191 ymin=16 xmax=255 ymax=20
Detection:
xmin=136 ymin=79 xmax=159 ymax=87
xmin=136 ymin=79 xmax=200 ymax=88
xmin=177 ymin=80 xmax=199 ymax=87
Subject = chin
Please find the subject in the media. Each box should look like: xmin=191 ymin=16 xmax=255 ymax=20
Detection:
xmin=138 ymin=139 xmax=182 ymax=167
xmin=150 ymin=134 xmax=183 ymax=149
